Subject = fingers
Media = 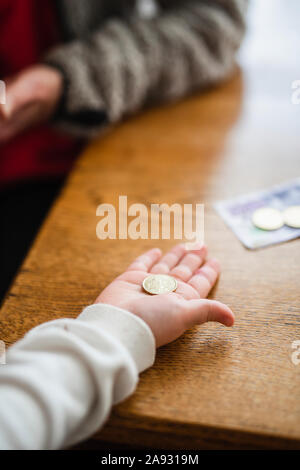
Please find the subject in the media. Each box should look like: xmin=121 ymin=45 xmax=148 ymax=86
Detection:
xmin=0 ymin=104 xmax=7 ymax=120
xmin=131 ymin=243 xmax=209 ymax=281
xmin=184 ymin=299 xmax=234 ymax=328
xmin=0 ymin=78 xmax=10 ymax=120
xmin=170 ymin=245 xmax=207 ymax=282
xmin=0 ymin=102 xmax=41 ymax=144
xmin=188 ymin=258 xmax=220 ymax=298
xmin=150 ymin=244 xmax=186 ymax=274
xmin=0 ymin=97 xmax=13 ymax=120
xmin=1 ymin=68 xmax=44 ymax=121
xmin=127 ymin=248 xmax=162 ymax=272
xmin=3 ymin=77 xmax=34 ymax=119
xmin=0 ymin=73 xmax=38 ymax=143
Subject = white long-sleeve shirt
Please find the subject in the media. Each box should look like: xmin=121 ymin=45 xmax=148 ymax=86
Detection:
xmin=0 ymin=303 xmax=156 ymax=449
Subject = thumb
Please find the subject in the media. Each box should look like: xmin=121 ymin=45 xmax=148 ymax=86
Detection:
xmin=185 ymin=299 xmax=235 ymax=328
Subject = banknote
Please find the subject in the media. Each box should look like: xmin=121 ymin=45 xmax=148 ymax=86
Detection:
xmin=214 ymin=178 xmax=300 ymax=249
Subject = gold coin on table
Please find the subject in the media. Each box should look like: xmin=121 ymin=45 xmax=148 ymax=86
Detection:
xmin=252 ymin=207 xmax=283 ymax=231
xmin=143 ymin=274 xmax=178 ymax=295
xmin=282 ymin=205 xmax=300 ymax=228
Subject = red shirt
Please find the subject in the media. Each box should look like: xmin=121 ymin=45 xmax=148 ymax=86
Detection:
xmin=0 ymin=0 xmax=81 ymax=186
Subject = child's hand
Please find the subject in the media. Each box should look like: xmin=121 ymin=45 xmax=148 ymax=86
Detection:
xmin=0 ymin=65 xmax=63 ymax=143
xmin=96 ymin=244 xmax=234 ymax=347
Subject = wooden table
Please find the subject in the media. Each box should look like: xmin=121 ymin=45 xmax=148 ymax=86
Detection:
xmin=1 ymin=1 xmax=300 ymax=450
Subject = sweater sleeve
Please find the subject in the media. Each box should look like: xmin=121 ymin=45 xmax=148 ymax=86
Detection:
xmin=44 ymin=0 xmax=248 ymax=137
xmin=0 ymin=304 xmax=156 ymax=450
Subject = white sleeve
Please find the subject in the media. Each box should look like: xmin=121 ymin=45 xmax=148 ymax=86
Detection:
xmin=0 ymin=303 xmax=156 ymax=450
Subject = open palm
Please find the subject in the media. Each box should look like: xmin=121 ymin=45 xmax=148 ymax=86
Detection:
xmin=96 ymin=244 xmax=234 ymax=347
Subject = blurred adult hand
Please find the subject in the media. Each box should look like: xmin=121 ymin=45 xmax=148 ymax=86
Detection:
xmin=0 ymin=65 xmax=63 ymax=143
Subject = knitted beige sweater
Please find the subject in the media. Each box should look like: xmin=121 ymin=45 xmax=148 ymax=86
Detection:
xmin=45 ymin=0 xmax=248 ymax=136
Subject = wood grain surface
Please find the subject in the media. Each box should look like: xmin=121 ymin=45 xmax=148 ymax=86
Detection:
xmin=1 ymin=0 xmax=300 ymax=449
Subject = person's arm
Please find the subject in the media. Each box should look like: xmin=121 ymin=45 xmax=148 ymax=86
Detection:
xmin=0 ymin=1 xmax=247 ymax=143
xmin=0 ymin=244 xmax=234 ymax=449
xmin=0 ymin=304 xmax=155 ymax=449
xmin=44 ymin=0 xmax=248 ymax=136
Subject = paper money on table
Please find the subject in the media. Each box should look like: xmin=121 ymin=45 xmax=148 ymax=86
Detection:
xmin=214 ymin=178 xmax=300 ymax=249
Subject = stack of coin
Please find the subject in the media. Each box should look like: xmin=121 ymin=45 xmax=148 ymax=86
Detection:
xmin=143 ymin=274 xmax=177 ymax=295
xmin=282 ymin=205 xmax=300 ymax=228
xmin=252 ymin=205 xmax=300 ymax=230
